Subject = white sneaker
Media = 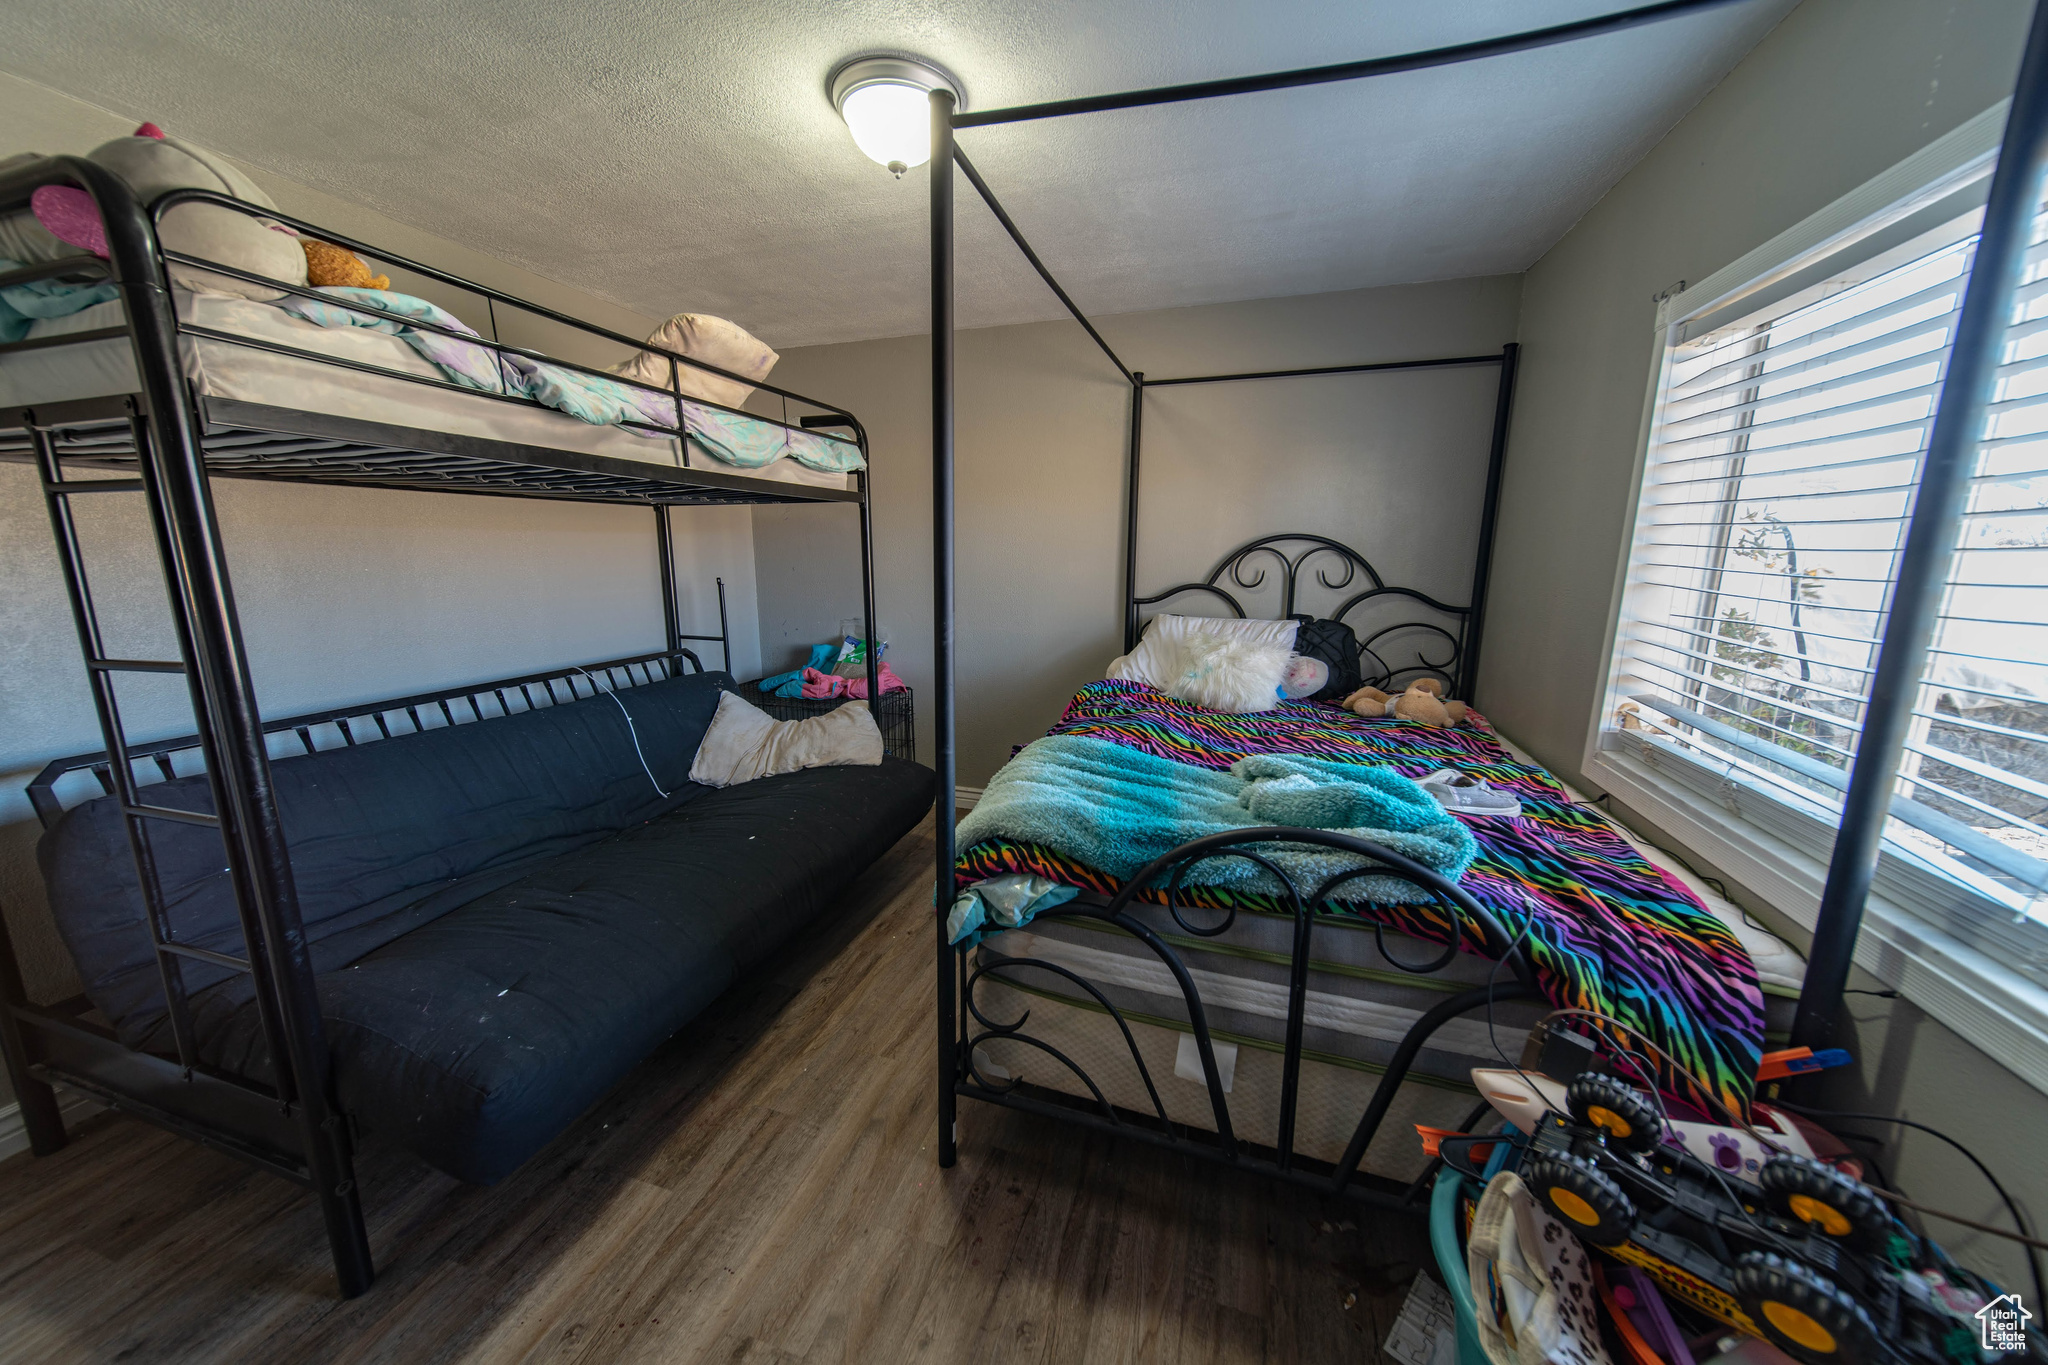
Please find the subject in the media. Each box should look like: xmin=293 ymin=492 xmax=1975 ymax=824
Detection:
xmin=1415 ymin=769 xmax=1522 ymax=817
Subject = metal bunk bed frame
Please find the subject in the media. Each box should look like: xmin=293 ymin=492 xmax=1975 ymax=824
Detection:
xmin=928 ymin=0 xmax=2048 ymax=1205
xmin=0 ymin=153 xmax=882 ymax=1297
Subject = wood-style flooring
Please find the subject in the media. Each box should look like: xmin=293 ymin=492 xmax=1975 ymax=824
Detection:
xmin=0 ymin=817 xmax=1430 ymax=1364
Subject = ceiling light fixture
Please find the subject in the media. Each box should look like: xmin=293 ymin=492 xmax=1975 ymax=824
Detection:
xmin=828 ymin=55 xmax=964 ymax=177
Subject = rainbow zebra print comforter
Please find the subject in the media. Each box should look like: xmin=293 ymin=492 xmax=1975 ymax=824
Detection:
xmin=955 ymin=680 xmax=1763 ymax=1117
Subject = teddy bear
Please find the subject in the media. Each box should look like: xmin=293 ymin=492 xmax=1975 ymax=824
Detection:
xmin=301 ymin=239 xmax=390 ymax=291
xmin=1341 ymin=677 xmax=1468 ymax=727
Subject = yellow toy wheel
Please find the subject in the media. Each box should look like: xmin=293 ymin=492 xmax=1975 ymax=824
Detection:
xmin=1759 ymin=1156 xmax=1891 ymax=1249
xmin=1734 ymin=1252 xmax=1876 ymax=1365
xmin=1566 ymin=1072 xmax=1663 ymax=1152
xmin=1523 ymin=1151 xmax=1636 ymax=1246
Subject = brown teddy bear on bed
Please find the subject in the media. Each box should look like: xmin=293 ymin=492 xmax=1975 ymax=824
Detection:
xmin=1341 ymin=678 xmax=1468 ymax=727
xmin=301 ymin=239 xmax=389 ymax=291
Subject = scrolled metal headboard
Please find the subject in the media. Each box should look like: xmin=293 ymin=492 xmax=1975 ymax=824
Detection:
xmin=1127 ymin=532 xmax=1475 ymax=696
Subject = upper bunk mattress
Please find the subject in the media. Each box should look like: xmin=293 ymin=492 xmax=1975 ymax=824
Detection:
xmin=0 ymin=294 xmax=853 ymax=492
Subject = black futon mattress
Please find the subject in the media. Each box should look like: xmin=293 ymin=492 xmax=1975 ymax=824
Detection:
xmin=38 ymin=670 xmax=933 ymax=1183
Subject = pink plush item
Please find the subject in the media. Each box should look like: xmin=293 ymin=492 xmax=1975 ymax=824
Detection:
xmin=30 ymin=185 xmax=107 ymax=257
xmin=799 ymin=662 xmax=907 ymax=699
xmin=133 ymin=122 xmax=167 ymax=140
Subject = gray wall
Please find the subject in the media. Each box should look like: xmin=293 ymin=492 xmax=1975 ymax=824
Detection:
xmin=1484 ymin=0 xmax=2043 ymax=1290
xmin=754 ymin=276 xmax=1522 ymax=787
xmin=0 ymin=78 xmax=761 ymax=1085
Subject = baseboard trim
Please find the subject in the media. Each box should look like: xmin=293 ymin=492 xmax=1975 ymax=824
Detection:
xmin=954 ymin=784 xmax=983 ymax=810
xmin=0 ymin=1089 xmax=103 ymax=1162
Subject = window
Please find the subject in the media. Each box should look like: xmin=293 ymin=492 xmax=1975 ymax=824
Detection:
xmin=1600 ymin=123 xmax=2048 ymax=992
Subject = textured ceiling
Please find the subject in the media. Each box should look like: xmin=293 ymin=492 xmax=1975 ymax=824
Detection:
xmin=4 ymin=0 xmax=1793 ymax=347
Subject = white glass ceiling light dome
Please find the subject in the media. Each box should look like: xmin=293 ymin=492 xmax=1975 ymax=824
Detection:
xmin=828 ymin=55 xmax=964 ymax=177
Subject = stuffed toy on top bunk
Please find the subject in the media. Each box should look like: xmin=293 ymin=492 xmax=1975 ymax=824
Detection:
xmin=300 ymin=237 xmax=389 ymax=290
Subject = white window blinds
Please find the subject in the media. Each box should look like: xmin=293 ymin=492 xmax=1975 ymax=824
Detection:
xmin=1614 ymin=175 xmax=2048 ymax=937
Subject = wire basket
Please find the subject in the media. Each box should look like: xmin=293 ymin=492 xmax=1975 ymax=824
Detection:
xmin=733 ymin=679 xmax=916 ymax=762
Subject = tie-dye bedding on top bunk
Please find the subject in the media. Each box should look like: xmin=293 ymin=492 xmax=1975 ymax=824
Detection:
xmin=953 ymin=679 xmax=1764 ymax=1119
xmin=272 ymin=288 xmax=865 ymax=472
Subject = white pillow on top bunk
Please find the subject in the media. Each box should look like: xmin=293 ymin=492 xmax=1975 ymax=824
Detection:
xmin=1107 ymin=614 xmax=1299 ymax=714
xmin=608 ymin=312 xmax=779 ymax=410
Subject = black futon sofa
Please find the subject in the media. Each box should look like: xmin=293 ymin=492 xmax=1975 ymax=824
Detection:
xmin=37 ymin=669 xmax=933 ymax=1183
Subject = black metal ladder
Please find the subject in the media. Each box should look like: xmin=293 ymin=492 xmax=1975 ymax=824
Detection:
xmin=19 ymin=389 xmax=375 ymax=1297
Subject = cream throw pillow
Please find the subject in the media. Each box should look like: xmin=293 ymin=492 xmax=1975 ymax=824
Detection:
xmin=608 ymin=312 xmax=779 ymax=410
xmin=688 ymin=691 xmax=883 ymax=788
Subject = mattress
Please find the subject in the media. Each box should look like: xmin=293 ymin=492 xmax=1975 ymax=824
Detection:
xmin=0 ymin=294 xmax=853 ymax=492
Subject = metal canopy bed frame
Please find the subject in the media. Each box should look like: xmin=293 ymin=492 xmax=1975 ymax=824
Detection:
xmin=926 ymin=0 xmax=2048 ymax=1207
xmin=0 ymin=154 xmax=882 ymax=1297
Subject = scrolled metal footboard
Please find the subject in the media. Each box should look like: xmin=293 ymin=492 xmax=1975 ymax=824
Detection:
xmin=950 ymin=826 xmax=1540 ymax=1202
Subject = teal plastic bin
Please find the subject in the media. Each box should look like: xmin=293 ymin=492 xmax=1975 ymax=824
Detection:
xmin=1429 ymin=1171 xmax=1492 ymax=1365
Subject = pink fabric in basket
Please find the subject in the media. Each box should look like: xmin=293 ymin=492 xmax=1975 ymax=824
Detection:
xmin=799 ymin=663 xmax=906 ymax=699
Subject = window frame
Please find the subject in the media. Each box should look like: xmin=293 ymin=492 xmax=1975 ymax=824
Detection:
xmin=1583 ymin=99 xmax=2048 ymax=1096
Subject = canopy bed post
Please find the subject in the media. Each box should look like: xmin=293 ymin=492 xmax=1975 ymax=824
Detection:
xmin=1461 ymin=341 xmax=1518 ymax=702
xmin=931 ymin=85 xmax=961 ymax=1168
xmin=1122 ymin=372 xmax=1145 ymax=651
xmin=1793 ymin=0 xmax=2048 ymax=1055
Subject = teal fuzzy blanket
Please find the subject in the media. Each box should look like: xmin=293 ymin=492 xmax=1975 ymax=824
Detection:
xmin=954 ymin=735 xmax=1476 ymax=903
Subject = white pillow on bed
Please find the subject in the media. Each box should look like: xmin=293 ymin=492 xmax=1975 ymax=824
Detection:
xmin=1106 ymin=615 xmax=1298 ymax=713
xmin=1107 ymin=614 xmax=1298 ymax=690
xmin=1162 ymin=634 xmax=1295 ymax=713
xmin=688 ymin=690 xmax=882 ymax=787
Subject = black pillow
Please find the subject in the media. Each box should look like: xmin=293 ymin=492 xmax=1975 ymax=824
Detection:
xmin=1289 ymin=615 xmax=1363 ymax=701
